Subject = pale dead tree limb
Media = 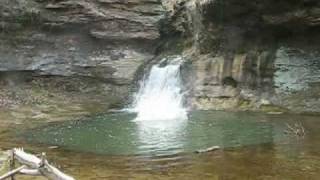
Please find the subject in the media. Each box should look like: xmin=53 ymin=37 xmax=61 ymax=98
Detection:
xmin=19 ymin=168 xmax=41 ymax=176
xmin=195 ymin=146 xmax=220 ymax=153
xmin=12 ymin=148 xmax=42 ymax=169
xmin=9 ymin=150 xmax=15 ymax=180
xmin=0 ymin=165 xmax=26 ymax=180
xmin=285 ymin=121 xmax=306 ymax=138
xmin=0 ymin=148 xmax=75 ymax=180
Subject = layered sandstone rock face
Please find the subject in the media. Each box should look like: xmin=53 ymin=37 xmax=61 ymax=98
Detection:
xmin=0 ymin=0 xmax=165 ymax=108
xmin=1 ymin=0 xmax=320 ymax=113
xmin=164 ymin=0 xmax=320 ymax=113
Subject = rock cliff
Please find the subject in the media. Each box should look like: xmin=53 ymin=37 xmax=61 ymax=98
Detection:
xmin=163 ymin=0 xmax=320 ymax=113
xmin=0 ymin=0 xmax=165 ymax=109
xmin=1 ymin=0 xmax=320 ymax=114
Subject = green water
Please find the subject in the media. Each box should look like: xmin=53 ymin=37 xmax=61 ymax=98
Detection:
xmin=25 ymin=111 xmax=295 ymax=156
xmin=1 ymin=110 xmax=318 ymax=179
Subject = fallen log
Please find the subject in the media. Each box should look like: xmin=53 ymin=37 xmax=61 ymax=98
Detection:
xmin=195 ymin=146 xmax=221 ymax=153
xmin=0 ymin=165 xmax=26 ymax=180
xmin=0 ymin=148 xmax=75 ymax=180
xmin=42 ymin=160 xmax=74 ymax=180
xmin=13 ymin=148 xmax=41 ymax=169
xmin=19 ymin=168 xmax=41 ymax=176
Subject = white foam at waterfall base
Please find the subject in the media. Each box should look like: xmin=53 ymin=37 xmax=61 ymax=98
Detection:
xmin=130 ymin=57 xmax=188 ymax=121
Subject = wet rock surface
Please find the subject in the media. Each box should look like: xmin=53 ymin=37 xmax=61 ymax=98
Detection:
xmin=273 ymin=47 xmax=320 ymax=113
xmin=163 ymin=0 xmax=320 ymax=113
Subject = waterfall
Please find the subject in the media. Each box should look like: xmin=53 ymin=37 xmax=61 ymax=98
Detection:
xmin=130 ymin=57 xmax=188 ymax=121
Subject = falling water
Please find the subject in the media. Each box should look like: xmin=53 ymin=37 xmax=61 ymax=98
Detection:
xmin=130 ymin=57 xmax=188 ymax=121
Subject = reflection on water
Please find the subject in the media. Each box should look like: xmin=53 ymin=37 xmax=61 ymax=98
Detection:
xmin=24 ymin=111 xmax=298 ymax=156
xmin=136 ymin=119 xmax=187 ymax=155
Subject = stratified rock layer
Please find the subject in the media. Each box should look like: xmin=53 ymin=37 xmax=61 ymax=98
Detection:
xmin=0 ymin=0 xmax=165 ymax=107
xmin=164 ymin=0 xmax=320 ymax=113
xmin=1 ymin=0 xmax=320 ymax=113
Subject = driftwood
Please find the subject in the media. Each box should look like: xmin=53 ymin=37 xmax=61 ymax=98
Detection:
xmin=195 ymin=146 xmax=220 ymax=153
xmin=19 ymin=168 xmax=41 ymax=176
xmin=285 ymin=121 xmax=306 ymax=138
xmin=0 ymin=166 xmax=26 ymax=180
xmin=0 ymin=148 xmax=74 ymax=180
xmin=12 ymin=149 xmax=42 ymax=169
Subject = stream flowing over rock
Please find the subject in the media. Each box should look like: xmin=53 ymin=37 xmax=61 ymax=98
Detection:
xmin=1 ymin=0 xmax=320 ymax=113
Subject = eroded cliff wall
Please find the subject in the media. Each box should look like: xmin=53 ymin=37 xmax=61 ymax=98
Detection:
xmin=163 ymin=0 xmax=320 ymax=113
xmin=1 ymin=0 xmax=320 ymax=114
xmin=0 ymin=0 xmax=165 ymax=109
